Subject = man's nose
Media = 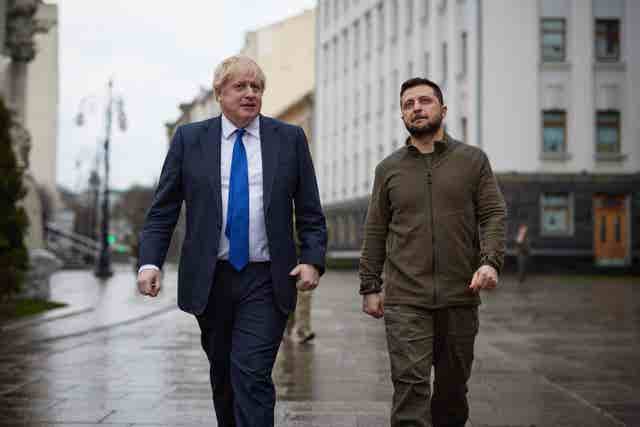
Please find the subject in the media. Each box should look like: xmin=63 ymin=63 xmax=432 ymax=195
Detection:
xmin=243 ymin=89 xmax=259 ymax=98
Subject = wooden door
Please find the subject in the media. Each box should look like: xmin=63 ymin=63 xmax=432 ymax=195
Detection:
xmin=593 ymin=194 xmax=630 ymax=266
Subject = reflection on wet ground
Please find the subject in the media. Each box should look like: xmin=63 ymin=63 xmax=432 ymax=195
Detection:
xmin=0 ymin=270 xmax=638 ymax=426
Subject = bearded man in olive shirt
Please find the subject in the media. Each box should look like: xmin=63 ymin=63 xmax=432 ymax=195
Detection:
xmin=359 ymin=78 xmax=506 ymax=427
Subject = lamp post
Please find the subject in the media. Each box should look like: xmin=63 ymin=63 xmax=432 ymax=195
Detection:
xmin=75 ymin=79 xmax=127 ymax=278
xmin=88 ymin=169 xmax=100 ymax=241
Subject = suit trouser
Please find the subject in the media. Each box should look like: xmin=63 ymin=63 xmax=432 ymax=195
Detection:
xmin=196 ymin=261 xmax=287 ymax=427
xmin=384 ymin=305 xmax=478 ymax=427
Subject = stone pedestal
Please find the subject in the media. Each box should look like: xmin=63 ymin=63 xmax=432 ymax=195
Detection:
xmin=20 ymin=248 xmax=62 ymax=300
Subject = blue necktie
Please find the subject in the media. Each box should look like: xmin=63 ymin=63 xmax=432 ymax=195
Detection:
xmin=226 ymin=128 xmax=249 ymax=271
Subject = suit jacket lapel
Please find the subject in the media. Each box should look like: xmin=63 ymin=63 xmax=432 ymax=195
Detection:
xmin=260 ymin=115 xmax=280 ymax=214
xmin=200 ymin=116 xmax=223 ymax=217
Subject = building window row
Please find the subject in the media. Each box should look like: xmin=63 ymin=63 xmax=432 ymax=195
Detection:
xmin=542 ymin=110 xmax=621 ymax=155
xmin=541 ymin=18 xmax=621 ymax=63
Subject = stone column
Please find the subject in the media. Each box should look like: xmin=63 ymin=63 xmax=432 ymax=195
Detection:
xmin=5 ymin=0 xmax=39 ymax=123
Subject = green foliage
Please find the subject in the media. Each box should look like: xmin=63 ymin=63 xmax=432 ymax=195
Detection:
xmin=0 ymin=97 xmax=29 ymax=302
xmin=0 ymin=298 xmax=66 ymax=322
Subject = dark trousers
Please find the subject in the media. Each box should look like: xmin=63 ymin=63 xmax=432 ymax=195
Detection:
xmin=384 ymin=305 xmax=478 ymax=427
xmin=196 ymin=261 xmax=287 ymax=427
xmin=517 ymin=253 xmax=528 ymax=283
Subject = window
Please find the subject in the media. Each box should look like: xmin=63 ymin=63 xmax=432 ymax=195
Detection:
xmin=377 ymin=2 xmax=385 ymax=50
xmin=343 ymin=30 xmax=349 ymax=74
xmin=343 ymin=157 xmax=348 ymax=196
xmin=365 ymin=83 xmax=371 ymax=119
xmin=542 ymin=110 xmax=567 ymax=153
xmin=378 ymin=77 xmax=385 ymax=115
xmin=365 ymin=12 xmax=372 ymax=59
xmin=596 ymin=111 xmax=620 ymax=154
xmin=424 ymin=52 xmax=430 ymax=76
xmin=406 ymin=0 xmax=414 ymax=34
xmin=595 ymin=19 xmax=620 ymax=62
xmin=353 ymin=153 xmax=359 ymax=194
xmin=461 ymin=32 xmax=468 ymax=75
xmin=353 ymin=21 xmax=360 ymax=67
xmin=355 ymin=89 xmax=362 ymax=126
xmin=422 ymin=0 xmax=430 ymax=22
xmin=393 ymin=68 xmax=399 ymax=105
xmin=332 ymin=37 xmax=338 ymax=80
xmin=324 ymin=0 xmax=330 ymax=28
xmin=442 ymin=42 xmax=448 ymax=85
xmin=541 ymin=193 xmax=573 ymax=236
xmin=343 ymin=95 xmax=349 ymax=129
xmin=322 ymin=44 xmax=329 ymax=85
xmin=391 ymin=0 xmax=398 ymax=41
xmin=461 ymin=117 xmax=468 ymax=143
xmin=541 ymin=18 xmax=566 ymax=62
xmin=364 ymin=148 xmax=372 ymax=189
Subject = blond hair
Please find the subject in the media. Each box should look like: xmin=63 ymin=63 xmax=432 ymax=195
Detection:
xmin=213 ymin=55 xmax=266 ymax=98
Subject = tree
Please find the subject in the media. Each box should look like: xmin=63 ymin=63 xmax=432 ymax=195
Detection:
xmin=113 ymin=185 xmax=182 ymax=263
xmin=0 ymin=97 xmax=29 ymax=301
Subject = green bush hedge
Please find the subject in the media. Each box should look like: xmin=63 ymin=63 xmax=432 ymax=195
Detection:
xmin=0 ymin=97 xmax=29 ymax=302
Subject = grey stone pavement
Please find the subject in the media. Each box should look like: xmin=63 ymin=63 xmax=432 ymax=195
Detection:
xmin=0 ymin=266 xmax=639 ymax=426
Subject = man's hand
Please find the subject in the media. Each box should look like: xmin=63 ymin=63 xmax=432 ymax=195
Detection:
xmin=362 ymin=292 xmax=384 ymax=319
xmin=289 ymin=264 xmax=320 ymax=291
xmin=469 ymin=265 xmax=498 ymax=292
xmin=137 ymin=269 xmax=162 ymax=297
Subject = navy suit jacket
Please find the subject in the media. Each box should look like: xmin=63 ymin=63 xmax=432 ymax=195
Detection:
xmin=138 ymin=115 xmax=327 ymax=315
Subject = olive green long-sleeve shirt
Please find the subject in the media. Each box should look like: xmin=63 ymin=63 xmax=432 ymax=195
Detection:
xmin=359 ymin=134 xmax=506 ymax=308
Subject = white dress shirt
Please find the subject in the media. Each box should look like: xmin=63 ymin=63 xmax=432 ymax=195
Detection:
xmin=218 ymin=114 xmax=270 ymax=262
xmin=139 ymin=114 xmax=270 ymax=274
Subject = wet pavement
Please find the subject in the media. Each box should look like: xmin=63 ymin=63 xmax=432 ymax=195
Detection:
xmin=0 ymin=268 xmax=638 ymax=426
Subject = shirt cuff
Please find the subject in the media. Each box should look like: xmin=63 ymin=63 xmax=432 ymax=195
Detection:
xmin=138 ymin=264 xmax=160 ymax=274
xmin=359 ymin=278 xmax=383 ymax=295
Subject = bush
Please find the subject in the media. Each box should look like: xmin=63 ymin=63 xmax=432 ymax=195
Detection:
xmin=0 ymin=97 xmax=29 ymax=302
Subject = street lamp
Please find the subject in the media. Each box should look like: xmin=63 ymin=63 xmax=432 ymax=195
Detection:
xmin=88 ymin=169 xmax=100 ymax=241
xmin=75 ymin=79 xmax=127 ymax=278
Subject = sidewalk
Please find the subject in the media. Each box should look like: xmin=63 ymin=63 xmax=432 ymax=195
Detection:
xmin=0 ymin=264 xmax=178 ymax=348
xmin=0 ymin=270 xmax=638 ymax=426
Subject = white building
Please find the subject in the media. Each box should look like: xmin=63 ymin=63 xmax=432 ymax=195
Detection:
xmin=316 ymin=0 xmax=639 ymax=270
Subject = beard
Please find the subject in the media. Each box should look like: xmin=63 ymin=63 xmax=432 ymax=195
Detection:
xmin=404 ymin=113 xmax=443 ymax=137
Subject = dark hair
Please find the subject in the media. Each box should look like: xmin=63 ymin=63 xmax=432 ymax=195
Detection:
xmin=400 ymin=77 xmax=444 ymax=105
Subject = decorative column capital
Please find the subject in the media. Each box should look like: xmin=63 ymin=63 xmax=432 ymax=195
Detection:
xmin=5 ymin=0 xmax=41 ymax=63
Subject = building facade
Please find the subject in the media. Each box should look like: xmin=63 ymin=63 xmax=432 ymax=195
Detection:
xmin=242 ymin=9 xmax=315 ymax=117
xmin=0 ymin=0 xmax=59 ymax=250
xmin=316 ymin=0 xmax=640 ymax=270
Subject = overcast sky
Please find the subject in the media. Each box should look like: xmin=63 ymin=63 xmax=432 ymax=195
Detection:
xmin=55 ymin=0 xmax=316 ymax=192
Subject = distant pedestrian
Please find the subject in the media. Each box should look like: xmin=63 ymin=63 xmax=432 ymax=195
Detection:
xmin=359 ymin=77 xmax=506 ymax=427
xmin=515 ymin=223 xmax=530 ymax=283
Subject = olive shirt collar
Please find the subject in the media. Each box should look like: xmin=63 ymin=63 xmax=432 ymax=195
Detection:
xmin=405 ymin=132 xmax=452 ymax=158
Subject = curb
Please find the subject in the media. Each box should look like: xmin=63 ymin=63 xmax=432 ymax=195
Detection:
xmin=11 ymin=302 xmax=179 ymax=348
xmin=0 ymin=306 xmax=95 ymax=332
